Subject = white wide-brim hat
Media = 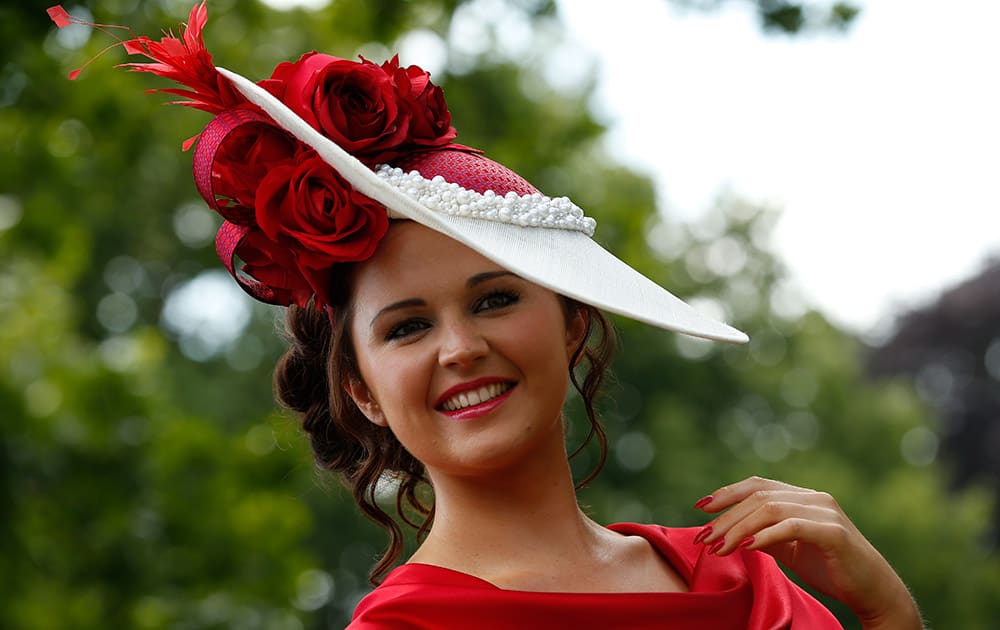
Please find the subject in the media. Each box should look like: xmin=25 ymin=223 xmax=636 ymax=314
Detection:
xmin=217 ymin=67 xmax=748 ymax=345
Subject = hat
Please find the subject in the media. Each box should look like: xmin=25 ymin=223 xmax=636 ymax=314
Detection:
xmin=49 ymin=2 xmax=748 ymax=344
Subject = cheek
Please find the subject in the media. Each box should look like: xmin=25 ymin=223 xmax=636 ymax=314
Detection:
xmin=357 ymin=347 xmax=429 ymax=414
xmin=513 ymin=313 xmax=575 ymax=389
xmin=358 ymin=351 xmax=440 ymax=464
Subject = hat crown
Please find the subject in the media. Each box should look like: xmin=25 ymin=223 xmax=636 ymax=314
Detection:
xmin=392 ymin=150 xmax=539 ymax=196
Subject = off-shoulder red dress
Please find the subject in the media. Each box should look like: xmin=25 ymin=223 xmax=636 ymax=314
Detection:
xmin=349 ymin=522 xmax=843 ymax=629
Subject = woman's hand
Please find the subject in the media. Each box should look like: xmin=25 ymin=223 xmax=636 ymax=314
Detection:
xmin=693 ymin=476 xmax=923 ymax=630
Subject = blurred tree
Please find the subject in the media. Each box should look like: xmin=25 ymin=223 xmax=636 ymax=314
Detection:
xmin=867 ymin=260 xmax=1000 ymax=544
xmin=2 ymin=0 xmax=997 ymax=628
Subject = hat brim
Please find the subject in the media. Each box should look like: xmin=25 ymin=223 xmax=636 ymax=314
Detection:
xmin=216 ymin=67 xmax=748 ymax=344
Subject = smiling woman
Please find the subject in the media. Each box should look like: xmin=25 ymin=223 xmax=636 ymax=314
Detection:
xmin=344 ymin=222 xmax=586 ymax=472
xmin=50 ymin=2 xmax=923 ymax=628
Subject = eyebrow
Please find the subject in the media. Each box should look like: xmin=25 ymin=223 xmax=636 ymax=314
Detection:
xmin=371 ymin=298 xmax=426 ymax=329
xmin=369 ymin=271 xmax=518 ymax=328
xmin=467 ymin=270 xmax=517 ymax=288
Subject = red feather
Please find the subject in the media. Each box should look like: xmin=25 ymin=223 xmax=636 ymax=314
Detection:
xmin=47 ymin=2 xmax=244 ymax=115
xmin=46 ymin=6 xmax=73 ymax=28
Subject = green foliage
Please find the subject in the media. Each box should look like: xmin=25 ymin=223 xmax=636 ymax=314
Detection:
xmin=2 ymin=0 xmax=996 ymax=628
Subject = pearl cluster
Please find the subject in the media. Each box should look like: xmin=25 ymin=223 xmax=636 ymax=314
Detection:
xmin=375 ymin=165 xmax=597 ymax=236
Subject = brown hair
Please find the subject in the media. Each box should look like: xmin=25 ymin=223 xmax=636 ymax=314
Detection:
xmin=273 ymin=271 xmax=617 ymax=585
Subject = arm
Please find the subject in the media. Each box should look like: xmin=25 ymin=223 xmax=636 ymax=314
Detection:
xmin=694 ymin=476 xmax=924 ymax=630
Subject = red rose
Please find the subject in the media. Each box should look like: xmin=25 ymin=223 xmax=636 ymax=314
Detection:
xmin=269 ymin=52 xmax=411 ymax=164
xmin=254 ymin=153 xmax=388 ymax=289
xmin=212 ymin=123 xmax=301 ymax=224
xmin=383 ymin=56 xmax=457 ymax=148
xmin=237 ymin=229 xmax=319 ymax=308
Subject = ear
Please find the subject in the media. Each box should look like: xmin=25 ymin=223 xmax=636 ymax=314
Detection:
xmin=343 ymin=375 xmax=388 ymax=427
xmin=564 ymin=304 xmax=589 ymax=364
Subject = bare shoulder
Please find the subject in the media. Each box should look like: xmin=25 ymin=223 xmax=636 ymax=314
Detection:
xmin=607 ymin=528 xmax=689 ymax=594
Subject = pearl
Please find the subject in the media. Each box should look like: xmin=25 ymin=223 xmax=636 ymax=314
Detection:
xmin=374 ymin=163 xmax=597 ymax=236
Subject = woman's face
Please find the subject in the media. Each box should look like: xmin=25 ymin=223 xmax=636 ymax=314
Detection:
xmin=345 ymin=221 xmax=587 ymax=478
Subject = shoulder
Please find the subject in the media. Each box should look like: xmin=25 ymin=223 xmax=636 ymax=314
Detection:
xmin=609 ymin=522 xmax=844 ymax=628
xmin=607 ymin=522 xmax=703 ymax=564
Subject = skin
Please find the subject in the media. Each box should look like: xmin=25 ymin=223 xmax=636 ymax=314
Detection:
xmin=344 ymin=221 xmax=923 ymax=625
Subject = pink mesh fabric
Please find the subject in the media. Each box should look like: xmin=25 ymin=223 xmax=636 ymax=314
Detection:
xmin=392 ymin=150 xmax=539 ymax=196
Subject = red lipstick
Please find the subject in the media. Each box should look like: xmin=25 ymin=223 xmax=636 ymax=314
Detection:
xmin=434 ymin=377 xmax=516 ymax=421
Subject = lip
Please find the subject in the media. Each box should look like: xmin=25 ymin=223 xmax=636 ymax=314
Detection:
xmin=434 ymin=377 xmax=517 ymax=421
xmin=433 ymin=377 xmax=512 ymax=408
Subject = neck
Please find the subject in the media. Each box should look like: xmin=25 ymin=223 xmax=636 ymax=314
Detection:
xmin=412 ymin=422 xmax=609 ymax=581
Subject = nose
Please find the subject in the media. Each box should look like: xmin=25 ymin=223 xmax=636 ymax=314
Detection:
xmin=437 ymin=317 xmax=489 ymax=368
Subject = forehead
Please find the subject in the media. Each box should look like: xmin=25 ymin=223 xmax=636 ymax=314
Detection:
xmin=349 ymin=221 xmax=506 ymax=303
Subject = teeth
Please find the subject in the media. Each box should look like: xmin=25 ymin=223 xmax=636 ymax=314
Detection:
xmin=441 ymin=383 xmax=512 ymax=411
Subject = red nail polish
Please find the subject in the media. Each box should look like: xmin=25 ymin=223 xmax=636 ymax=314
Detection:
xmin=708 ymin=540 xmax=725 ymax=555
xmin=738 ymin=536 xmax=755 ymax=549
xmin=693 ymin=495 xmax=713 ymax=510
xmin=693 ymin=526 xmax=713 ymax=545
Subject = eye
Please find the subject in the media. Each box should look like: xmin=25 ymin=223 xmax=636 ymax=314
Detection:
xmin=474 ymin=289 xmax=520 ymax=313
xmin=385 ymin=318 xmax=430 ymax=341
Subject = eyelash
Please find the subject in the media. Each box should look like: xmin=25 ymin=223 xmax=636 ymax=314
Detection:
xmin=474 ymin=289 xmax=520 ymax=313
xmin=383 ymin=289 xmax=521 ymax=341
xmin=384 ymin=319 xmax=430 ymax=341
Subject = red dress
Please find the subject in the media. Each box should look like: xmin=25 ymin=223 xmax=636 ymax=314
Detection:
xmin=349 ymin=523 xmax=843 ymax=629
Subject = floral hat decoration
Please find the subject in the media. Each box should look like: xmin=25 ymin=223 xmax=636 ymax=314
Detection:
xmin=48 ymin=2 xmax=748 ymax=344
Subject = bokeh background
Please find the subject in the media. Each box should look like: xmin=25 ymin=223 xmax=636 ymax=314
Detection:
xmin=2 ymin=0 xmax=998 ymax=628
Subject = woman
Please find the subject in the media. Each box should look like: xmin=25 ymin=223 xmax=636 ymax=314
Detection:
xmin=283 ymin=219 xmax=920 ymax=628
xmin=51 ymin=3 xmax=922 ymax=627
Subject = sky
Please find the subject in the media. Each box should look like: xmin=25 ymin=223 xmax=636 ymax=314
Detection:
xmin=555 ymin=0 xmax=1000 ymax=336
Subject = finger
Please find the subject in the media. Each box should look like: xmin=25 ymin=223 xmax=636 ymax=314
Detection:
xmin=695 ymin=476 xmax=805 ymax=514
xmin=741 ymin=516 xmax=844 ymax=549
xmin=711 ymin=503 xmax=843 ymax=555
xmin=697 ymin=490 xmax=821 ymax=545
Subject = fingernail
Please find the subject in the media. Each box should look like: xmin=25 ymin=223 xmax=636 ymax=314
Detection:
xmin=693 ymin=495 xmax=713 ymax=510
xmin=738 ymin=536 xmax=755 ymax=549
xmin=707 ymin=540 xmax=725 ymax=555
xmin=693 ymin=526 xmax=713 ymax=545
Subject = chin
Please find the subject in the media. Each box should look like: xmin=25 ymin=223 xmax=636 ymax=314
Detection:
xmin=430 ymin=418 xmax=565 ymax=479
